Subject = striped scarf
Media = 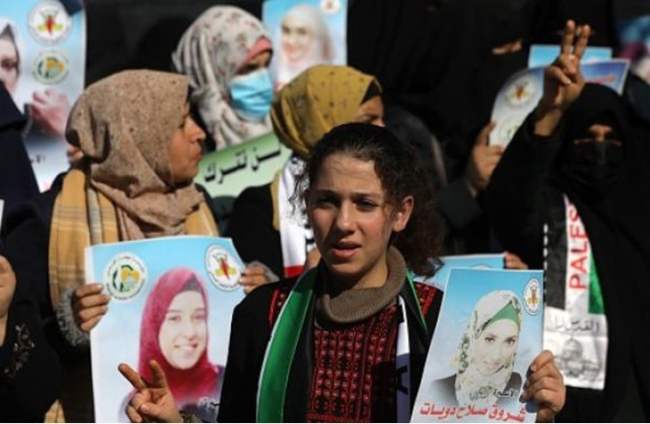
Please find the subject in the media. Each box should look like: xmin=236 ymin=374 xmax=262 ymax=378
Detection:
xmin=47 ymin=169 xmax=219 ymax=311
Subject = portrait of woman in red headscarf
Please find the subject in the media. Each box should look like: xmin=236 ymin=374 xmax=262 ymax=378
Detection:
xmin=135 ymin=267 xmax=222 ymax=421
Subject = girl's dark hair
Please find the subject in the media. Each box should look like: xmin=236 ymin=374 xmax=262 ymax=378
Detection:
xmin=294 ymin=122 xmax=443 ymax=276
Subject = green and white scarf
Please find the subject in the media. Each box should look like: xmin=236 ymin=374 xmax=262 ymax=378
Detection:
xmin=257 ymin=268 xmax=426 ymax=422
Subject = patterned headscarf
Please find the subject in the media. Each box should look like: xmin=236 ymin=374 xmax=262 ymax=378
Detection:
xmin=139 ymin=268 xmax=219 ymax=409
xmin=454 ymin=290 xmax=523 ymax=407
xmin=173 ymin=6 xmax=273 ymax=150
xmin=65 ymin=70 xmax=207 ymax=240
xmin=271 ymin=64 xmax=380 ymax=158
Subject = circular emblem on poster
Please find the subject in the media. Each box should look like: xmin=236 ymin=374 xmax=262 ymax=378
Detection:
xmin=28 ymin=1 xmax=72 ymax=45
xmin=32 ymin=50 xmax=69 ymax=84
xmin=205 ymin=245 xmax=242 ymax=291
xmin=523 ymin=278 xmax=541 ymax=316
xmin=321 ymin=0 xmax=342 ymax=13
xmin=505 ymin=75 xmax=537 ymax=108
xmin=104 ymin=253 xmax=148 ymax=301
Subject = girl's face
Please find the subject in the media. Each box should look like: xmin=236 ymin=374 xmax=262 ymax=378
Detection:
xmin=168 ymin=104 xmax=206 ymax=184
xmin=158 ymin=291 xmax=208 ymax=370
xmin=280 ymin=15 xmax=315 ymax=63
xmin=307 ymin=153 xmax=412 ymax=288
xmin=473 ymin=319 xmax=519 ymax=376
xmin=0 ymin=37 xmax=18 ymax=96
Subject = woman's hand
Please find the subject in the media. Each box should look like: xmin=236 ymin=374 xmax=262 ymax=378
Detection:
xmin=535 ymin=20 xmax=591 ymax=136
xmin=0 ymin=256 xmax=17 ymax=345
xmin=71 ymin=283 xmax=110 ymax=332
xmin=522 ymin=350 xmax=566 ymax=422
xmin=504 ymin=252 xmax=529 ymax=270
xmin=119 ymin=360 xmax=182 ymax=423
xmin=240 ymin=262 xmax=279 ymax=294
xmin=464 ymin=121 xmax=503 ymax=198
xmin=29 ymin=89 xmax=71 ymax=137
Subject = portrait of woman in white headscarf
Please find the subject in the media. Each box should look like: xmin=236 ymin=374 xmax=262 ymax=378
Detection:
xmin=433 ymin=290 xmax=524 ymax=409
xmin=274 ymin=3 xmax=334 ymax=89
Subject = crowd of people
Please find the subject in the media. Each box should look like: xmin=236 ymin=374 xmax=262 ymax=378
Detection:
xmin=1 ymin=0 xmax=650 ymax=422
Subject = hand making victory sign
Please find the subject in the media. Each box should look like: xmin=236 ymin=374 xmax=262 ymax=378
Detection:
xmin=535 ymin=20 xmax=591 ymax=136
xmin=118 ymin=360 xmax=182 ymax=423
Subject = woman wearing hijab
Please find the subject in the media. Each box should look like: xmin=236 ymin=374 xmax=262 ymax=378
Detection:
xmin=486 ymin=21 xmax=650 ymax=421
xmin=433 ymin=291 xmax=523 ymax=409
xmin=226 ymin=64 xmax=383 ymax=286
xmin=1 ymin=70 xmax=219 ymax=422
xmin=120 ymin=123 xmax=566 ymax=423
xmin=134 ymin=268 xmax=221 ymax=421
xmin=275 ymin=4 xmax=334 ymax=89
xmin=173 ymin=6 xmax=274 ymax=151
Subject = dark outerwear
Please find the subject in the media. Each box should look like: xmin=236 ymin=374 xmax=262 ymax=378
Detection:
xmin=225 ymin=184 xmax=283 ymax=278
xmin=0 ymin=241 xmax=61 ymax=422
xmin=486 ymin=84 xmax=650 ymax=421
xmin=0 ymin=83 xmax=39 ymax=217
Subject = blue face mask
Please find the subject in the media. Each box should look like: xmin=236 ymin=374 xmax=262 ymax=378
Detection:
xmin=229 ymin=68 xmax=274 ymax=121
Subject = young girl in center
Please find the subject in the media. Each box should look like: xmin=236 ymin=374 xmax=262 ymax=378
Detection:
xmin=120 ymin=123 xmax=565 ymax=423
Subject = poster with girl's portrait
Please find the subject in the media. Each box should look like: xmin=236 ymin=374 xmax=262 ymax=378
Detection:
xmin=0 ymin=0 xmax=86 ymax=190
xmin=86 ymin=236 xmax=246 ymax=423
xmin=412 ymin=268 xmax=544 ymax=423
xmin=263 ymin=0 xmax=347 ymax=90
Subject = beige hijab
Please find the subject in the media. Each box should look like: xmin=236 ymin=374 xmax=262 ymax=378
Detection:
xmin=49 ymin=70 xmax=218 ymax=310
xmin=66 ymin=69 xmax=208 ymax=239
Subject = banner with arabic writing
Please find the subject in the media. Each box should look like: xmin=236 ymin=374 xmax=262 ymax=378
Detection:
xmin=412 ymin=268 xmax=544 ymax=423
xmin=195 ymin=131 xmax=291 ymax=199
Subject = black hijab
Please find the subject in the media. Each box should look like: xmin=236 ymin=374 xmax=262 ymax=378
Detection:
xmin=422 ymin=0 xmax=532 ymax=168
xmin=530 ymin=0 xmax=617 ymax=47
xmin=0 ymin=82 xmax=38 ymax=212
xmin=551 ymin=84 xmax=650 ymax=420
xmin=347 ymin=0 xmax=442 ymax=109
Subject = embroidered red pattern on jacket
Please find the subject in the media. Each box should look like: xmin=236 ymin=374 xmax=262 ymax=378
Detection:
xmin=267 ymin=282 xmax=438 ymax=423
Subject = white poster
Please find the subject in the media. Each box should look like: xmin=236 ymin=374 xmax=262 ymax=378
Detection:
xmin=86 ymin=236 xmax=246 ymax=423
xmin=0 ymin=0 xmax=86 ymax=190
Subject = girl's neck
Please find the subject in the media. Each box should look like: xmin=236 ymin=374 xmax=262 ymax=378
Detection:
xmin=332 ymin=252 xmax=389 ymax=291
xmin=317 ymin=247 xmax=407 ymax=324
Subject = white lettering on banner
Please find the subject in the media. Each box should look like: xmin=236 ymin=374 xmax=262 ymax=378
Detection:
xmin=565 ymin=199 xmax=589 ymax=309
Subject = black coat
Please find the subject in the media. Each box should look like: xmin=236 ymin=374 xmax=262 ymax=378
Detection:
xmin=486 ymin=85 xmax=650 ymax=421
